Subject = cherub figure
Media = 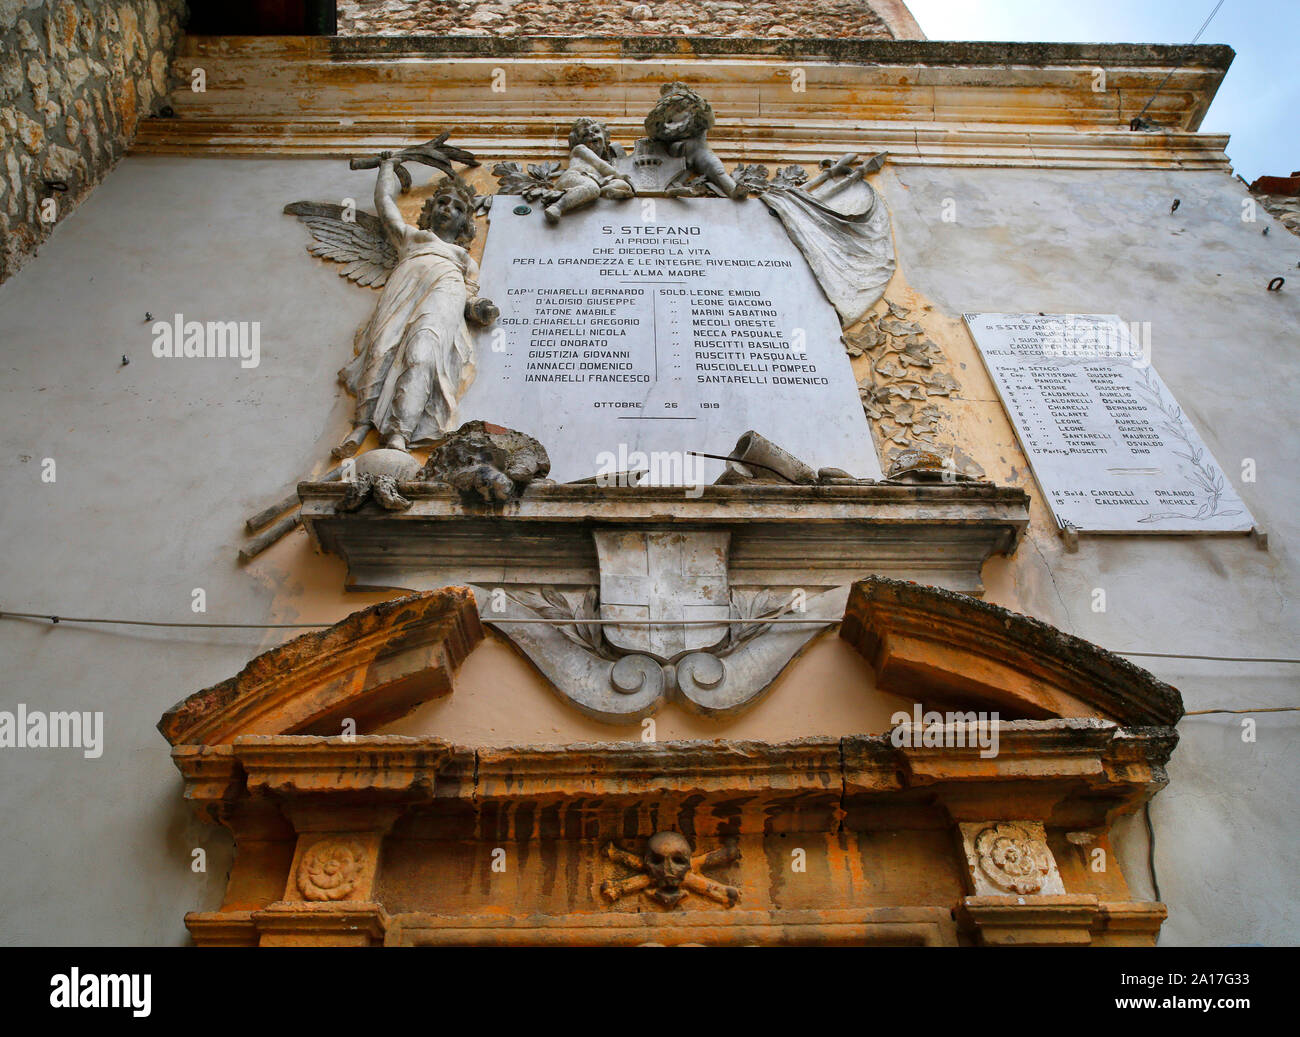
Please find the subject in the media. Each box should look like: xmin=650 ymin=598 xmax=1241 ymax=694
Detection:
xmin=645 ymin=82 xmax=748 ymax=201
xmin=544 ymin=117 xmax=635 ymax=223
xmin=285 ymin=151 xmax=498 ymax=458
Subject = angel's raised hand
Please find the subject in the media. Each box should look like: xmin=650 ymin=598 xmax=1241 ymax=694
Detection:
xmin=467 ymin=298 xmax=500 ymax=327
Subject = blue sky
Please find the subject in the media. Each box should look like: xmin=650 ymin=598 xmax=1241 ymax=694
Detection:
xmin=906 ymin=0 xmax=1298 ymax=182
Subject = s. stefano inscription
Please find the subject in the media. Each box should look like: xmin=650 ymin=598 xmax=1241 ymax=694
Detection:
xmin=458 ymin=199 xmax=883 ymax=484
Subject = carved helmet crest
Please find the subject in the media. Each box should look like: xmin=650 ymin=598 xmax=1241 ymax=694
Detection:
xmin=644 ymin=81 xmax=716 ymax=141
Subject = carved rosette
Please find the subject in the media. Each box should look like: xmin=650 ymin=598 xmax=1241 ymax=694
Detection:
xmin=960 ymin=821 xmax=1065 ymax=897
xmin=975 ymin=824 xmax=1051 ymax=894
xmin=296 ymin=838 xmax=368 ymax=902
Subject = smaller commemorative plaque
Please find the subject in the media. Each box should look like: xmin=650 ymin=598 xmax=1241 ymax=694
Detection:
xmin=965 ymin=313 xmax=1254 ymax=534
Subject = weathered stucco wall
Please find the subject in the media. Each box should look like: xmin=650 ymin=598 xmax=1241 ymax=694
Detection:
xmin=0 ymin=155 xmax=1295 ymax=945
xmin=872 ymin=164 xmax=1300 ymax=947
xmin=0 ymin=0 xmax=186 ymax=282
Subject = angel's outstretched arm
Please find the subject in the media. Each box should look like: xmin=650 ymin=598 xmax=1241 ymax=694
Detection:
xmin=374 ymin=158 xmax=410 ymax=243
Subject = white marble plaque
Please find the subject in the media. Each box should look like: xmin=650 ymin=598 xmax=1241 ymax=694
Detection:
xmin=458 ymin=197 xmax=883 ymax=484
xmin=965 ymin=313 xmax=1254 ymax=533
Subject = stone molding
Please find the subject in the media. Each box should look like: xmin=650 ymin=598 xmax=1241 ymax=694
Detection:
xmin=134 ymin=37 xmax=1233 ymax=170
xmin=172 ymin=722 xmax=1176 ymax=816
xmin=299 ymin=482 xmax=1029 ymax=596
xmin=161 ymin=581 xmax=1179 ymax=947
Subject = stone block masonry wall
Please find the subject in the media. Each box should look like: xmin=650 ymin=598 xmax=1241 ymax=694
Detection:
xmin=0 ymin=0 xmax=186 ymax=282
xmin=337 ymin=1 xmax=905 ymax=39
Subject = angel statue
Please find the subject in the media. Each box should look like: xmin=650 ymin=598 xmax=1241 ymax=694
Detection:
xmin=284 ymin=137 xmax=498 ymax=458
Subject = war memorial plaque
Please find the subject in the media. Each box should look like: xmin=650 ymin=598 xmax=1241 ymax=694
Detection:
xmin=965 ymin=312 xmax=1254 ymax=534
xmin=458 ymin=198 xmax=884 ymax=484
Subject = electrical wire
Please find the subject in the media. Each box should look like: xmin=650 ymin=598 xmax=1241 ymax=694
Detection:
xmin=1133 ymin=0 xmax=1228 ymax=122
xmin=3 ymin=608 xmax=1298 ymax=668
xmin=1145 ymin=800 xmax=1162 ymax=906
xmin=0 ymin=610 xmax=830 ymax=629
xmin=1114 ymin=651 xmax=1300 ymax=664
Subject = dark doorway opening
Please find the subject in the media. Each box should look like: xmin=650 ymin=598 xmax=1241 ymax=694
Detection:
xmin=186 ymin=1 xmax=337 ymax=35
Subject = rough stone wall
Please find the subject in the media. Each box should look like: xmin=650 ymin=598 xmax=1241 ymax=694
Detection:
xmin=0 ymin=0 xmax=186 ymax=282
xmin=1255 ymin=192 xmax=1300 ymax=237
xmin=337 ymin=0 xmax=900 ymax=38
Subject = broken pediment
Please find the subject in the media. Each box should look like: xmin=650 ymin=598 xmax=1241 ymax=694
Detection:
xmin=157 ymin=588 xmax=483 ymax=747
xmin=840 ymin=577 xmax=1183 ymax=728
xmin=160 ymin=577 xmax=1179 ymax=947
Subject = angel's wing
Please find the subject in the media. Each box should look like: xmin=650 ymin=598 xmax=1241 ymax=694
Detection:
xmin=283 ymin=201 xmax=398 ymax=288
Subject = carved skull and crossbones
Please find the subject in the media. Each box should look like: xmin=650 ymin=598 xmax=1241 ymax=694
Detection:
xmin=601 ymin=831 xmax=741 ymax=908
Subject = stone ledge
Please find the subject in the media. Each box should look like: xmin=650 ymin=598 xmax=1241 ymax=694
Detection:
xmin=841 ymin=577 xmax=1184 ymax=727
xmin=171 ymin=723 xmax=1177 ymax=815
xmin=958 ymin=894 xmax=1102 ymax=945
xmin=391 ymin=906 xmax=957 ymax=946
xmin=132 ymin=35 xmax=1233 ymax=161
xmin=298 ymin=482 xmax=1030 ymax=597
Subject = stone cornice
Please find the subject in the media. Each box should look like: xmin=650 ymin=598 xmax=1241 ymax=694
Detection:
xmin=171 ymin=722 xmax=1177 ymax=815
xmin=298 ymin=481 xmax=1030 ymax=596
xmin=134 ymin=36 xmax=1233 ymax=169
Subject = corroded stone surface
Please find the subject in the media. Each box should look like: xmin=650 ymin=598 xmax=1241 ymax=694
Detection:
xmin=159 ymin=580 xmax=1181 ymax=946
xmin=336 ymin=0 xmax=910 ymax=39
xmin=840 ymin=576 xmax=1184 ymax=727
xmin=171 ymin=726 xmax=1176 ymax=946
xmin=416 ymin=419 xmax=551 ymax=502
xmin=157 ymin=588 xmax=484 ymax=745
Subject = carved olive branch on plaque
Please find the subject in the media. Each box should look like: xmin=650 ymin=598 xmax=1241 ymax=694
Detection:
xmin=1131 ymin=366 xmax=1241 ymax=522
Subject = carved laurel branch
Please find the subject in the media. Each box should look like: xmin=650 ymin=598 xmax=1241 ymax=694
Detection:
xmin=670 ymin=163 xmax=809 ymax=199
xmin=505 ymin=587 xmax=616 ymax=659
xmin=491 ymin=161 xmax=564 ymax=204
xmin=845 ymin=297 xmax=979 ymax=477
xmin=502 ymin=587 xmax=798 ymax=662
xmin=732 ymin=163 xmax=808 ymax=194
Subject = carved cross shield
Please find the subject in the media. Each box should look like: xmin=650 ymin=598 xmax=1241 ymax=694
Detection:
xmin=593 ymin=531 xmax=731 ymax=659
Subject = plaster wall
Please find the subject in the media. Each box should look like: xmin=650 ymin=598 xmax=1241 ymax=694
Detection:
xmin=0 ymin=155 xmax=1295 ymax=945
xmin=874 ymin=164 xmax=1300 ymax=947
